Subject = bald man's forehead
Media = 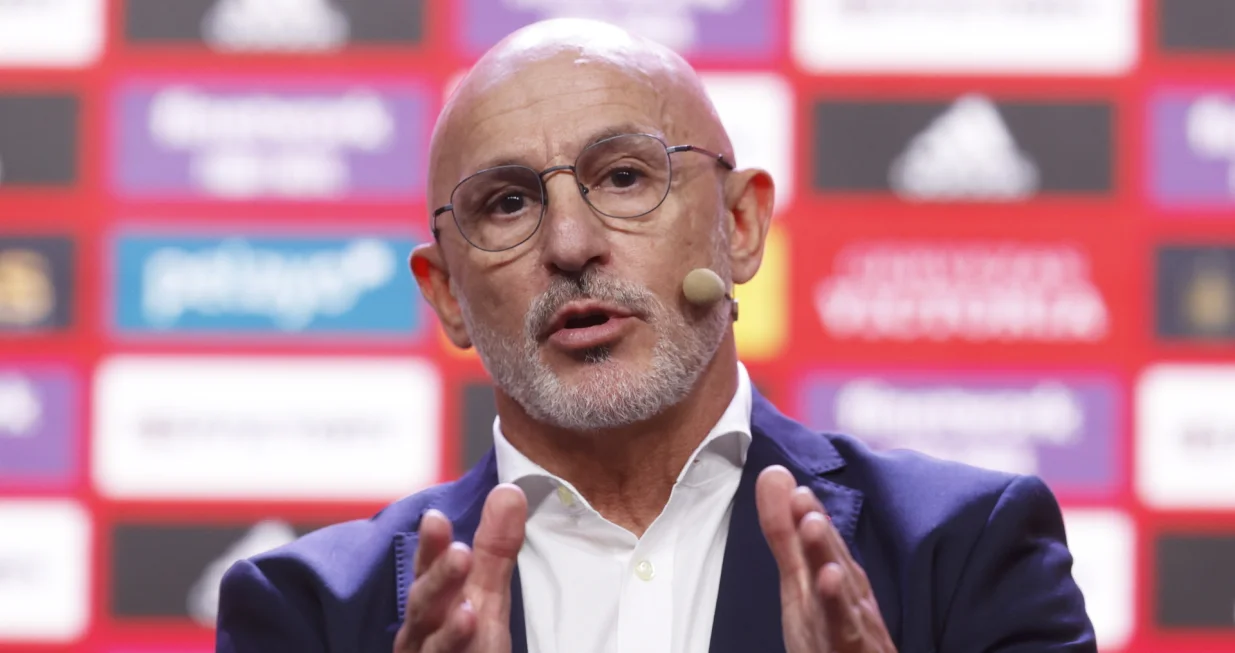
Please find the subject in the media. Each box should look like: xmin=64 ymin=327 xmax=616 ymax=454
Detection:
xmin=433 ymin=58 xmax=724 ymax=191
xmin=463 ymin=68 xmax=667 ymax=162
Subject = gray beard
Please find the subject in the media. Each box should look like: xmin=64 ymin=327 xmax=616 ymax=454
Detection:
xmin=456 ymin=264 xmax=730 ymax=432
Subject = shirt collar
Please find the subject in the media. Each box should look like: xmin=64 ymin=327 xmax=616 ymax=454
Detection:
xmin=493 ymin=362 xmax=755 ymax=488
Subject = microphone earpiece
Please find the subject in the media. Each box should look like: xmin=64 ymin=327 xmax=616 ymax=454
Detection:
xmin=683 ymin=268 xmax=727 ymax=305
xmin=682 ymin=268 xmax=739 ymax=321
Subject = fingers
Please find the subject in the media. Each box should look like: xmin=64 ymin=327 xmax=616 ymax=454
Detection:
xmin=791 ymin=486 xmax=824 ymax=527
xmin=799 ymin=495 xmax=875 ymax=601
xmin=396 ymin=511 xmax=470 ymax=652
xmin=822 ymin=593 xmax=864 ymax=649
xmin=802 ymin=523 xmax=870 ymax=651
xmin=401 ymin=541 xmax=473 ymax=646
xmin=805 ymin=524 xmax=887 ymax=652
xmin=818 ymin=564 xmax=890 ymax=652
xmin=419 ymin=600 xmax=479 ymax=653
xmin=756 ymin=466 xmax=806 ymax=585
xmin=765 ymin=470 xmax=892 ymax=651
xmin=413 ymin=509 xmax=454 ymax=576
xmin=798 ymin=511 xmax=834 ymax=583
xmin=468 ymin=484 xmax=528 ymax=596
xmin=396 ymin=491 xmax=529 ymax=653
xmin=793 ymin=485 xmax=850 ymax=597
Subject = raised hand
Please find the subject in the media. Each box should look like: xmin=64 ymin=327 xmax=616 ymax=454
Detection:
xmin=756 ymin=466 xmax=896 ymax=653
xmin=394 ymin=484 xmax=528 ymax=653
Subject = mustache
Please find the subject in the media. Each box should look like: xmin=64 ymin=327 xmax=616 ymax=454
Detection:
xmin=525 ymin=270 xmax=660 ymax=338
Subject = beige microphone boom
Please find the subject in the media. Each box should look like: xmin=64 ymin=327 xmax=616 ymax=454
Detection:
xmin=682 ymin=268 xmax=728 ymax=305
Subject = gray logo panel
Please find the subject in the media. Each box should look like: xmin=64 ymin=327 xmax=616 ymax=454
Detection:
xmin=124 ymin=0 xmax=425 ymax=47
xmin=1155 ymin=245 xmax=1235 ymax=341
xmin=110 ymin=521 xmax=324 ymax=622
xmin=1156 ymin=533 xmax=1235 ymax=629
xmin=1158 ymin=0 xmax=1235 ymax=52
xmin=461 ymin=383 xmax=497 ymax=474
xmin=0 ymin=96 xmax=78 ymax=187
xmin=0 ymin=236 xmax=74 ymax=332
xmin=811 ymin=98 xmax=1112 ymax=197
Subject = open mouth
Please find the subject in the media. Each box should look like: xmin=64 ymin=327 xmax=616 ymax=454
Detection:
xmin=542 ymin=301 xmax=637 ymax=350
xmin=562 ymin=312 xmax=611 ymax=330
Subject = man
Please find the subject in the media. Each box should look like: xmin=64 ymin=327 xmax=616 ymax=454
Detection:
xmin=215 ymin=18 xmax=1097 ymax=653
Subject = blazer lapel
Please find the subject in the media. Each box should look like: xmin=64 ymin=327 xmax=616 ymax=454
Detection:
xmin=391 ymin=451 xmax=530 ymax=653
xmin=708 ymin=391 xmax=864 ymax=653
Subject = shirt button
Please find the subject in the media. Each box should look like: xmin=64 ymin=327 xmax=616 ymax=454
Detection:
xmin=634 ymin=559 xmax=655 ymax=581
xmin=556 ymin=485 xmax=575 ymax=507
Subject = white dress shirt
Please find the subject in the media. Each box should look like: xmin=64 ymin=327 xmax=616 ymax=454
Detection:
xmin=492 ymin=363 xmax=754 ymax=653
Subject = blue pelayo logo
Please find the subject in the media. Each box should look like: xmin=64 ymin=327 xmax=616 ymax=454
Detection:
xmin=113 ymin=233 xmax=421 ymax=337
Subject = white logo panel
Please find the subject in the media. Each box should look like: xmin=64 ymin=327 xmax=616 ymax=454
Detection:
xmin=0 ymin=501 xmax=90 ymax=642
xmin=203 ymin=0 xmax=349 ymax=53
xmin=93 ymin=355 xmax=442 ymax=500
xmin=793 ymin=0 xmax=1136 ymax=75
xmin=1137 ymin=364 xmax=1235 ymax=508
xmin=700 ymin=73 xmax=795 ymax=215
xmin=0 ymin=0 xmax=103 ymax=67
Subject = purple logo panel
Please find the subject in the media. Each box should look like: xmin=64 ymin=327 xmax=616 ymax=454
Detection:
xmin=0 ymin=366 xmax=77 ymax=486
xmin=1152 ymin=87 xmax=1235 ymax=209
xmin=112 ymin=78 xmax=430 ymax=201
xmin=458 ymin=0 xmax=776 ymax=60
xmin=799 ymin=371 xmax=1120 ymax=498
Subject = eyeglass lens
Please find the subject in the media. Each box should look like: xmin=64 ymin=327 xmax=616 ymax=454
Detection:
xmin=449 ymin=134 xmax=672 ymax=251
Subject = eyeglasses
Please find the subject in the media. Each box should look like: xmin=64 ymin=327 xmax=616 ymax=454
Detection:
xmin=431 ymin=133 xmax=734 ymax=252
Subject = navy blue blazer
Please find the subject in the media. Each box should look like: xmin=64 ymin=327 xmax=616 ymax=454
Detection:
xmin=215 ymin=390 xmax=1097 ymax=653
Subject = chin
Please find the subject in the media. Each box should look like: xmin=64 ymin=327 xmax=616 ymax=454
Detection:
xmin=482 ymin=320 xmax=716 ymax=432
xmin=513 ymin=351 xmax=670 ymax=430
xmin=545 ymin=342 xmax=651 ymax=380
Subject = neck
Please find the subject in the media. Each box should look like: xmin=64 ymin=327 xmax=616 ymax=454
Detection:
xmin=495 ymin=338 xmax=740 ymax=537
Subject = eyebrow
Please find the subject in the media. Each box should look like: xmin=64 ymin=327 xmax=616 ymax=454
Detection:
xmin=463 ymin=122 xmax=665 ymax=176
xmin=583 ymin=123 xmax=663 ymax=147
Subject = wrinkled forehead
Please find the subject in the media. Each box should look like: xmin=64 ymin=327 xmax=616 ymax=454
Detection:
xmin=429 ymin=45 xmax=729 ymax=207
xmin=451 ymin=58 xmax=673 ymax=177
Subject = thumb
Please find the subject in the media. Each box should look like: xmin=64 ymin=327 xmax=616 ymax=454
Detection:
xmin=468 ymin=484 xmax=527 ymax=598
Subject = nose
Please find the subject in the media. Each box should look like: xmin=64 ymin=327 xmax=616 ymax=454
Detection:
xmin=537 ymin=170 xmax=611 ymax=275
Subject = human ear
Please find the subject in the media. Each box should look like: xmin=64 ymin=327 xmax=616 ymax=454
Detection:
xmin=722 ymin=168 xmax=775 ymax=285
xmin=410 ymin=243 xmax=472 ymax=349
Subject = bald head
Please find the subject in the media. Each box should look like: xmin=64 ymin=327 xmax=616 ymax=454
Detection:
xmin=410 ymin=19 xmax=775 ymax=434
xmin=428 ymin=19 xmax=733 ymax=211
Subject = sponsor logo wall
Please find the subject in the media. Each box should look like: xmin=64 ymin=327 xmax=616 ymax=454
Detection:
xmin=0 ymin=96 xmax=79 ymax=187
xmin=0 ymin=237 xmax=75 ymax=332
xmin=455 ymin=0 xmax=779 ymax=61
xmin=0 ymin=0 xmax=103 ymax=67
xmin=793 ymin=0 xmax=1137 ymax=75
xmin=810 ymin=97 xmax=1114 ymax=201
xmin=0 ymin=1 xmax=1231 ymax=651
xmin=109 ymin=521 xmax=325 ymax=626
xmin=1151 ymin=89 xmax=1235 ymax=208
xmin=0 ymin=366 xmax=79 ymax=488
xmin=111 ymin=78 xmax=430 ymax=200
xmin=123 ymin=0 xmax=426 ymax=52
xmin=109 ymin=230 xmax=423 ymax=337
xmin=800 ymin=372 xmax=1122 ymax=498
xmin=0 ymin=501 xmax=91 ymax=643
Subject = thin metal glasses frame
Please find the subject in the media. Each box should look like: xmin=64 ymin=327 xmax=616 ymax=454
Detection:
xmin=430 ymin=133 xmax=735 ymax=252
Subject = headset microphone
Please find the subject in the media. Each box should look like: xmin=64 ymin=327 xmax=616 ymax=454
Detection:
xmin=682 ymin=268 xmax=739 ymax=321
